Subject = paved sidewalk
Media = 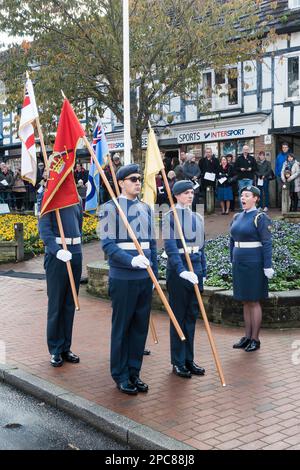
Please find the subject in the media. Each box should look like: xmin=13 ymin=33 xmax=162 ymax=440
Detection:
xmin=1 ymin=209 xmax=300 ymax=450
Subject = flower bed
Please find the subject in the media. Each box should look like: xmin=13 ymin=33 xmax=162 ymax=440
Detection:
xmin=0 ymin=214 xmax=98 ymax=256
xmin=158 ymin=220 xmax=300 ymax=292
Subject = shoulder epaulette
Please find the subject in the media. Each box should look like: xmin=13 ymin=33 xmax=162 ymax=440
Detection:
xmin=254 ymin=210 xmax=269 ymax=228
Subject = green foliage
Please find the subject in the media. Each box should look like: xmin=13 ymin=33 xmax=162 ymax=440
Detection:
xmin=158 ymin=220 xmax=300 ymax=292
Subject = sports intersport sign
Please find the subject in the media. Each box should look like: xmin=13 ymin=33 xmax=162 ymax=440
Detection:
xmin=177 ymin=125 xmax=261 ymax=144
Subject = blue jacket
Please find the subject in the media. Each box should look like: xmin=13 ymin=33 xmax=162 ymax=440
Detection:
xmin=163 ymin=208 xmax=206 ymax=277
xmin=230 ymin=210 xmax=272 ymax=269
xmin=100 ymin=197 xmax=158 ymax=280
xmin=38 ymin=204 xmax=83 ymax=255
xmin=275 ymin=151 xmax=289 ymax=177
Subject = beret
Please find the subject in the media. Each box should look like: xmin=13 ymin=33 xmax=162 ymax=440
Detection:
xmin=116 ymin=164 xmax=140 ymax=181
xmin=173 ymin=180 xmax=194 ymax=195
xmin=240 ymin=185 xmax=261 ymax=197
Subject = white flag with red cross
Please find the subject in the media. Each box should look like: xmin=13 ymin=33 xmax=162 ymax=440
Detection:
xmin=18 ymin=78 xmax=39 ymax=185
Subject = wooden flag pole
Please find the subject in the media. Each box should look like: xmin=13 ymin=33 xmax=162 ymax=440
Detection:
xmin=108 ymin=153 xmax=158 ymax=344
xmin=54 ymin=209 xmax=80 ymax=311
xmin=34 ymin=84 xmax=79 ymax=310
xmin=83 ymin=134 xmax=185 ymax=341
xmin=107 ymin=155 xmax=121 ymax=197
xmin=160 ymin=168 xmax=226 ymax=386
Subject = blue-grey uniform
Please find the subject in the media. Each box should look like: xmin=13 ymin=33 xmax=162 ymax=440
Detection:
xmin=38 ymin=202 xmax=83 ymax=355
xmin=100 ymin=196 xmax=158 ymax=386
xmin=163 ymin=205 xmax=206 ymax=368
xmin=230 ymin=208 xmax=272 ymax=301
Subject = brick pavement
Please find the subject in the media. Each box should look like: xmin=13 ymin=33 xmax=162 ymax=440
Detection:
xmin=1 ymin=208 xmax=300 ymax=450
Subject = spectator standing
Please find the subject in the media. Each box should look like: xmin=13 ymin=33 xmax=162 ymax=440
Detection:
xmin=255 ymin=151 xmax=273 ymax=212
xmin=281 ymin=153 xmax=300 ymax=212
xmin=216 ymin=156 xmax=234 ymax=214
xmin=12 ymin=168 xmax=26 ymax=211
xmin=235 ymin=145 xmax=257 ymax=206
xmin=198 ymin=147 xmax=219 ymax=210
xmin=275 ymin=142 xmax=290 ymax=207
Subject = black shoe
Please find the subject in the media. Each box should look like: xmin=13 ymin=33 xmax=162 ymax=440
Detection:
xmin=61 ymin=351 xmax=80 ymax=363
xmin=130 ymin=376 xmax=149 ymax=392
xmin=245 ymin=339 xmax=260 ymax=352
xmin=117 ymin=381 xmax=138 ymax=395
xmin=233 ymin=336 xmax=251 ymax=349
xmin=186 ymin=361 xmax=205 ymax=376
xmin=172 ymin=365 xmax=192 ymax=378
xmin=50 ymin=354 xmax=63 ymax=367
xmin=143 ymin=349 xmax=151 ymax=355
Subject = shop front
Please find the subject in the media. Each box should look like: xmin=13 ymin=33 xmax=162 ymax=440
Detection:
xmin=175 ymin=113 xmax=271 ymax=161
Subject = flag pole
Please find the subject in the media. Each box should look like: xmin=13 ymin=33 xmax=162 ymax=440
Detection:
xmin=82 ymin=133 xmax=185 ymax=341
xmin=34 ymin=84 xmax=79 ymax=311
xmin=159 ymin=162 xmax=226 ymax=386
xmin=107 ymin=152 xmax=158 ymax=344
xmin=123 ymin=0 xmax=131 ymax=165
xmin=107 ymin=155 xmax=120 ymax=197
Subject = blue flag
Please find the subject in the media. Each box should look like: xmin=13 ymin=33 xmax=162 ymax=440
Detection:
xmin=85 ymin=119 xmax=109 ymax=213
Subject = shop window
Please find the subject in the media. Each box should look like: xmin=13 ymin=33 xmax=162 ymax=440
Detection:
xmin=220 ymin=141 xmax=237 ymax=157
xmin=186 ymin=144 xmax=202 ymax=161
xmin=237 ymin=139 xmax=254 ymax=155
xmin=204 ymin=142 xmax=219 ymax=159
xmin=287 ymin=56 xmax=299 ymax=98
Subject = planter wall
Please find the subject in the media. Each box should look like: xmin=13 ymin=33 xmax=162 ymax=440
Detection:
xmin=0 ymin=241 xmax=18 ymax=263
xmin=87 ymin=262 xmax=300 ymax=329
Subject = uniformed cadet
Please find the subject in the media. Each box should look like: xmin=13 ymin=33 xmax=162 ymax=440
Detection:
xmin=163 ymin=180 xmax=206 ymax=378
xmin=38 ymin=202 xmax=82 ymax=367
xmin=100 ymin=164 xmax=158 ymax=395
xmin=230 ymin=185 xmax=274 ymax=352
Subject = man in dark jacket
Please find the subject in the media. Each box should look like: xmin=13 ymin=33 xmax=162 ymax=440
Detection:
xmin=234 ymin=145 xmax=257 ymax=207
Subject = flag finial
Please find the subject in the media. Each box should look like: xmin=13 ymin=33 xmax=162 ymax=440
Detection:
xmin=61 ymin=90 xmax=66 ymax=100
xmin=26 ymin=70 xmax=29 ymax=79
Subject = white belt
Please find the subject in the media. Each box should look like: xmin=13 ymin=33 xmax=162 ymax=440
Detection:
xmin=234 ymin=241 xmax=262 ymax=248
xmin=117 ymin=242 xmax=150 ymax=250
xmin=178 ymin=246 xmax=200 ymax=254
xmin=56 ymin=237 xmax=81 ymax=245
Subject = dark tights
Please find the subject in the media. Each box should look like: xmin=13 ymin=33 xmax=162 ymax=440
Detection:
xmin=243 ymin=301 xmax=262 ymax=341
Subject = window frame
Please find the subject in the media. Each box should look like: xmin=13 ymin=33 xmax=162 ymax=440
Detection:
xmin=200 ymin=66 xmax=240 ymax=111
xmin=286 ymin=54 xmax=300 ymax=100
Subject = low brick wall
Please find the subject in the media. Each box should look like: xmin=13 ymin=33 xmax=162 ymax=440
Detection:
xmin=0 ymin=241 xmax=18 ymax=263
xmin=87 ymin=261 xmax=300 ymax=328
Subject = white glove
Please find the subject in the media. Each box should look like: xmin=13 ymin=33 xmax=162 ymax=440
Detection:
xmin=179 ymin=271 xmax=198 ymax=285
xmin=264 ymin=268 xmax=275 ymax=279
xmin=56 ymin=249 xmax=72 ymax=262
xmin=131 ymin=255 xmax=150 ymax=269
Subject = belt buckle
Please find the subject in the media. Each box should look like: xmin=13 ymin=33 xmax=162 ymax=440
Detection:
xmin=236 ymin=242 xmax=240 ymax=248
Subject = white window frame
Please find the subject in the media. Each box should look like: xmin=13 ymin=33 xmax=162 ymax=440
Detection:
xmin=286 ymin=54 xmax=300 ymax=101
xmin=289 ymin=0 xmax=300 ymax=10
xmin=200 ymin=65 xmax=241 ymax=111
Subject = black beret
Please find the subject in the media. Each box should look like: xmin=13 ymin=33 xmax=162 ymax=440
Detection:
xmin=173 ymin=180 xmax=194 ymax=195
xmin=240 ymin=185 xmax=261 ymax=197
xmin=116 ymin=164 xmax=140 ymax=181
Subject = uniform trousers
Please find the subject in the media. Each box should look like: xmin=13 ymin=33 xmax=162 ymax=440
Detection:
xmin=45 ymin=253 xmax=82 ymax=355
xmin=109 ymin=277 xmax=152 ymax=384
xmin=167 ymin=270 xmax=201 ymax=367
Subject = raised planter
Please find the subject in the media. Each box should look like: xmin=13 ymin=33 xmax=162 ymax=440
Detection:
xmin=87 ymin=261 xmax=300 ymax=329
xmin=0 ymin=240 xmax=18 ymax=263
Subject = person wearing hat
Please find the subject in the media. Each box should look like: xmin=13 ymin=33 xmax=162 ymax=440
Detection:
xmin=230 ymin=185 xmax=274 ymax=352
xmin=163 ymin=180 xmax=206 ymax=378
xmin=100 ymin=163 xmax=158 ymax=395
